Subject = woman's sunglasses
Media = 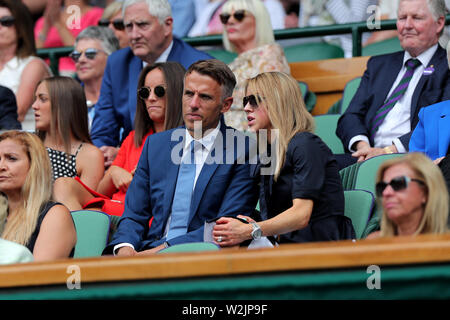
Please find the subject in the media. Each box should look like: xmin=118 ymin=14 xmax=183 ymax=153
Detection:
xmin=0 ymin=16 xmax=14 ymax=27
xmin=243 ymin=94 xmax=262 ymax=108
xmin=69 ymin=48 xmax=104 ymax=62
xmin=138 ymin=86 xmax=166 ymax=100
xmin=375 ymin=175 xmax=426 ymax=197
xmin=219 ymin=10 xmax=247 ymax=24
xmin=98 ymin=19 xmax=125 ymax=31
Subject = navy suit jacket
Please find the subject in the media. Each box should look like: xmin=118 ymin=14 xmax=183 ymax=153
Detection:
xmin=103 ymin=122 xmax=258 ymax=253
xmin=91 ymin=38 xmax=213 ymax=148
xmin=409 ymin=100 xmax=450 ymax=160
xmin=0 ymin=86 xmax=21 ymax=130
xmin=336 ymin=46 xmax=450 ymax=152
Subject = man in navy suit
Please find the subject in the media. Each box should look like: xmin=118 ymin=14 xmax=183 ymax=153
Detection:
xmin=104 ymin=59 xmax=258 ymax=256
xmin=336 ymin=0 xmax=450 ymax=168
xmin=91 ymin=0 xmax=213 ymax=166
xmin=0 ymin=86 xmax=21 ymax=131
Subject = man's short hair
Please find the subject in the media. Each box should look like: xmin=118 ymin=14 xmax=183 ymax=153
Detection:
xmin=185 ymin=59 xmax=237 ymax=100
xmin=123 ymin=0 xmax=172 ymax=25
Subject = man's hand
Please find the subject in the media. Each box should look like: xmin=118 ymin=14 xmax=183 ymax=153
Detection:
xmin=136 ymin=244 xmax=166 ymax=255
xmin=116 ymin=246 xmax=137 ymax=257
xmin=100 ymin=146 xmax=119 ymax=168
xmin=352 ymin=141 xmax=398 ymax=162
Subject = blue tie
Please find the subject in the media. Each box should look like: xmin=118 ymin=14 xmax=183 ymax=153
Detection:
xmin=166 ymin=140 xmax=197 ymax=240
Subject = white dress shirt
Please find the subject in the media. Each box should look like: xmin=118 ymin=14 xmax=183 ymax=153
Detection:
xmin=113 ymin=122 xmax=221 ymax=254
xmin=349 ymin=44 xmax=438 ymax=153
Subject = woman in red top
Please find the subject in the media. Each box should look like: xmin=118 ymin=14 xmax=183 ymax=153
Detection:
xmin=53 ymin=62 xmax=186 ymax=216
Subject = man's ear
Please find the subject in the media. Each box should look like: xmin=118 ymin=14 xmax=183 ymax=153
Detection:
xmin=221 ymin=96 xmax=233 ymax=113
xmin=163 ymin=17 xmax=173 ymax=36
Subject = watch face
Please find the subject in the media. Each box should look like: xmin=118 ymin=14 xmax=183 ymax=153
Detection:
xmin=251 ymin=223 xmax=262 ymax=240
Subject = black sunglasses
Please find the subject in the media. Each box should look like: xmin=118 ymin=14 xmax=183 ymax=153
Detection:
xmin=138 ymin=86 xmax=166 ymax=100
xmin=0 ymin=16 xmax=14 ymax=27
xmin=376 ymin=175 xmax=426 ymax=197
xmin=70 ymin=48 xmax=104 ymax=62
xmin=98 ymin=19 xmax=125 ymax=31
xmin=243 ymin=94 xmax=262 ymax=108
xmin=219 ymin=10 xmax=247 ymax=24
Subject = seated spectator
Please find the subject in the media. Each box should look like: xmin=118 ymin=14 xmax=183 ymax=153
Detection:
xmin=336 ymin=0 xmax=450 ymax=170
xmin=220 ymin=0 xmax=290 ymax=131
xmin=103 ymin=59 xmax=258 ymax=256
xmin=0 ymin=131 xmax=76 ymax=261
xmin=168 ymin=0 xmax=196 ymax=38
xmin=34 ymin=0 xmax=104 ymax=76
xmin=298 ymin=0 xmax=378 ymax=57
xmin=367 ymin=152 xmax=448 ymax=238
xmin=0 ymin=85 xmax=21 ymax=131
xmin=188 ymin=0 xmax=226 ymax=37
xmin=0 ymin=0 xmax=51 ymax=131
xmin=98 ymin=1 xmax=129 ymax=48
xmin=71 ymin=26 xmax=120 ymax=128
xmin=213 ymin=72 xmax=354 ymax=246
xmin=53 ymin=62 xmax=185 ymax=216
xmin=32 ymin=76 xmax=104 ymax=191
xmin=90 ymin=0 xmax=213 ymax=167
xmin=409 ymin=40 xmax=450 ymax=161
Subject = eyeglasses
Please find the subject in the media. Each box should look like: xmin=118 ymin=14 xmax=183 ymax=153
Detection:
xmin=138 ymin=86 xmax=166 ymax=100
xmin=375 ymin=175 xmax=426 ymax=197
xmin=98 ymin=19 xmax=125 ymax=31
xmin=219 ymin=10 xmax=247 ymax=24
xmin=69 ymin=48 xmax=104 ymax=62
xmin=0 ymin=16 xmax=14 ymax=27
xmin=243 ymin=94 xmax=263 ymax=108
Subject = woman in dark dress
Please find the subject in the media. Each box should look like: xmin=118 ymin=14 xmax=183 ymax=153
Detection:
xmin=0 ymin=130 xmax=76 ymax=261
xmin=213 ymin=71 xmax=354 ymax=246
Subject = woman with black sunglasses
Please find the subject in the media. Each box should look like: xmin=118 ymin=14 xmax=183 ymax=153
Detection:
xmin=98 ymin=1 xmax=129 ymax=48
xmin=367 ymin=153 xmax=449 ymax=239
xmin=72 ymin=26 xmax=120 ymax=128
xmin=0 ymin=0 xmax=51 ymax=130
xmin=213 ymin=72 xmax=355 ymax=247
xmin=219 ymin=0 xmax=290 ymax=132
xmin=52 ymin=62 xmax=186 ymax=217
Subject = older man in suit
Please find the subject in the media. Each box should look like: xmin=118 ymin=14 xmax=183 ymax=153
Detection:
xmin=104 ymin=60 xmax=258 ymax=256
xmin=336 ymin=0 xmax=450 ymax=168
xmin=91 ymin=0 xmax=213 ymax=167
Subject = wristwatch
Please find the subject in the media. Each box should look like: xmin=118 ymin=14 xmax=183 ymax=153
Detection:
xmin=251 ymin=222 xmax=262 ymax=240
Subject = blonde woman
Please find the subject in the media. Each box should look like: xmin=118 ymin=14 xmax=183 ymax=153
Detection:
xmin=368 ymin=153 xmax=449 ymax=238
xmin=0 ymin=131 xmax=76 ymax=261
xmin=213 ymin=72 xmax=354 ymax=246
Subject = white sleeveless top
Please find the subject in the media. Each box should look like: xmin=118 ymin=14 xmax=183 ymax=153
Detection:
xmin=0 ymin=56 xmax=51 ymax=132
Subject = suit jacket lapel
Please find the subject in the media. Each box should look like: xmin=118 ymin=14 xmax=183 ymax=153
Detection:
xmin=376 ymin=52 xmax=404 ymax=109
xmin=128 ymin=56 xmax=142 ymax=126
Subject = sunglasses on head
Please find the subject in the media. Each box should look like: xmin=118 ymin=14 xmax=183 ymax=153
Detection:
xmin=219 ymin=10 xmax=247 ymax=24
xmin=0 ymin=16 xmax=14 ymax=27
xmin=243 ymin=94 xmax=263 ymax=108
xmin=375 ymin=175 xmax=426 ymax=197
xmin=69 ymin=48 xmax=104 ymax=62
xmin=98 ymin=19 xmax=125 ymax=30
xmin=138 ymin=86 xmax=166 ymax=100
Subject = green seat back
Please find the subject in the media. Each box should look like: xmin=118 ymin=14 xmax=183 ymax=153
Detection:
xmin=71 ymin=210 xmax=110 ymax=258
xmin=344 ymin=190 xmax=375 ymax=239
xmin=299 ymin=81 xmax=316 ymax=113
xmin=340 ymin=77 xmax=361 ymax=114
xmin=314 ymin=114 xmax=345 ymax=154
xmin=362 ymin=37 xmax=402 ymax=57
xmin=205 ymin=49 xmax=237 ymax=64
xmin=158 ymin=242 xmax=219 ymax=254
xmin=284 ymin=42 xmax=344 ymax=63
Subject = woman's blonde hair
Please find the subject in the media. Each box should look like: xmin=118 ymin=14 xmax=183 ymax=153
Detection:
xmin=245 ymin=72 xmax=314 ymax=180
xmin=376 ymin=152 xmax=449 ymax=237
xmin=0 ymin=131 xmax=53 ymax=246
xmin=221 ymin=0 xmax=275 ymax=53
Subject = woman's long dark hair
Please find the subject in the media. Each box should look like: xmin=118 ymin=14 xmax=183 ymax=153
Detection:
xmin=134 ymin=62 xmax=185 ymax=147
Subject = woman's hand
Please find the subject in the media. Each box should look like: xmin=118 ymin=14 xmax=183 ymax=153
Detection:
xmin=110 ymin=166 xmax=133 ymax=193
xmin=43 ymin=0 xmax=62 ymax=27
xmin=212 ymin=215 xmax=254 ymax=247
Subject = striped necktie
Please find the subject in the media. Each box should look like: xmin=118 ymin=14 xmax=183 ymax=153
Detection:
xmin=371 ymin=58 xmax=421 ymax=139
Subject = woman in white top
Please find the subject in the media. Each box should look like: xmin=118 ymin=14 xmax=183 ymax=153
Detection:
xmin=0 ymin=0 xmax=51 ymax=130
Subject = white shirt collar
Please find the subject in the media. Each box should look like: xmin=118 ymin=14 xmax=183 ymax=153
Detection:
xmin=404 ymin=44 xmax=438 ymax=68
xmin=184 ymin=121 xmax=221 ymax=153
xmin=141 ymin=40 xmax=173 ymax=68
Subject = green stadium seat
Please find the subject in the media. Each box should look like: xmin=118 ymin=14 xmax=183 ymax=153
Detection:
xmin=205 ymin=49 xmax=237 ymax=64
xmin=344 ymin=189 xmax=375 ymax=239
xmin=340 ymin=77 xmax=361 ymax=114
xmin=284 ymin=42 xmax=344 ymax=63
xmin=362 ymin=37 xmax=402 ymax=57
xmin=314 ymin=114 xmax=345 ymax=154
xmin=71 ymin=210 xmax=110 ymax=258
xmin=158 ymin=242 xmax=220 ymax=254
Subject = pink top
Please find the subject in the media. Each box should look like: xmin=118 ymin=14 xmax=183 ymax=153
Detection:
xmin=34 ymin=7 xmax=104 ymax=73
